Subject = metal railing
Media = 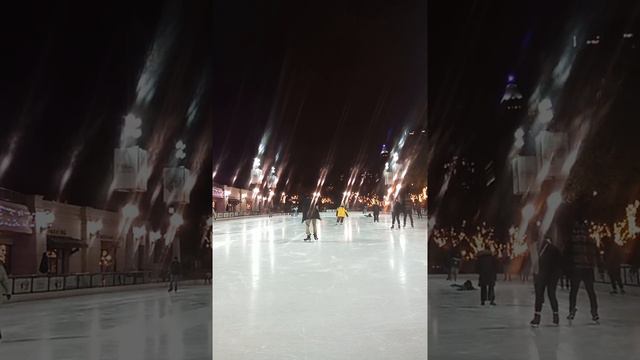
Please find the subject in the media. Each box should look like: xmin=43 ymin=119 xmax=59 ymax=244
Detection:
xmin=213 ymin=211 xmax=289 ymax=220
xmin=596 ymin=265 xmax=640 ymax=287
xmin=8 ymin=271 xmax=155 ymax=295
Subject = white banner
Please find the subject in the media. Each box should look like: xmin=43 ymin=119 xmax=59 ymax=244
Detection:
xmin=113 ymin=147 xmax=148 ymax=192
xmin=512 ymin=156 xmax=539 ymax=195
xmin=0 ymin=200 xmax=32 ymax=234
xmin=163 ymin=166 xmax=190 ymax=204
xmin=535 ymin=131 xmax=568 ymax=179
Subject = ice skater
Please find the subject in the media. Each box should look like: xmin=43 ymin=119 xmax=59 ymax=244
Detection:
xmin=520 ymin=252 xmax=531 ymax=282
xmin=0 ymin=250 xmax=11 ymax=340
xmin=415 ymin=203 xmax=423 ymax=219
xmin=301 ymin=195 xmax=321 ymax=241
xmin=451 ymin=280 xmax=475 ymax=291
xmin=390 ymin=199 xmax=402 ymax=229
xmin=448 ymin=246 xmax=461 ymax=282
xmin=476 ymin=247 xmax=498 ymax=306
xmin=604 ymin=239 xmax=625 ymax=294
xmin=168 ymin=257 xmax=181 ymax=293
xmin=564 ymin=199 xmax=601 ymax=323
xmin=371 ymin=202 xmax=381 ymax=222
xmin=402 ymin=192 xmax=414 ymax=228
xmin=530 ymin=236 xmax=562 ymax=327
xmin=336 ymin=204 xmax=349 ymax=224
xmin=501 ymin=249 xmax=512 ymax=281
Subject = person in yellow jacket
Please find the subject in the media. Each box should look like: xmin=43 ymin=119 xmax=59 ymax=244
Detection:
xmin=336 ymin=205 xmax=349 ymax=224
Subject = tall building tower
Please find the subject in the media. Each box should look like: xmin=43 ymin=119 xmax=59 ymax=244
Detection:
xmin=500 ymin=75 xmax=524 ymax=111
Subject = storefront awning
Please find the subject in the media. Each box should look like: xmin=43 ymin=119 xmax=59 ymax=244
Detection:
xmin=47 ymin=236 xmax=88 ymax=249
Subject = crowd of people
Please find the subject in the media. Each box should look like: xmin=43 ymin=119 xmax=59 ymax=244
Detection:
xmin=445 ymin=196 xmax=631 ymax=327
xmin=297 ymin=189 xmax=425 ymax=241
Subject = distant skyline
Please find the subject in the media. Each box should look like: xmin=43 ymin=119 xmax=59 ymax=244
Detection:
xmin=428 ymin=0 xmax=640 ymax=226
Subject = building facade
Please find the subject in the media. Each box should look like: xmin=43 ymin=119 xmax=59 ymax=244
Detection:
xmin=0 ymin=188 xmax=169 ymax=276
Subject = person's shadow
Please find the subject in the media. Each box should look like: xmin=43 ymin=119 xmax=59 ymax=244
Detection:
xmin=531 ymin=324 xmax=560 ymax=360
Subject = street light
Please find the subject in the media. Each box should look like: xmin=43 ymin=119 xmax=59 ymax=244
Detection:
xmin=133 ymin=225 xmax=147 ymax=239
xmin=522 ymin=204 xmax=535 ymax=223
xmin=122 ymin=203 xmax=139 ymax=219
xmin=170 ymin=213 xmax=184 ymax=227
xmin=149 ymin=231 xmax=162 ymax=243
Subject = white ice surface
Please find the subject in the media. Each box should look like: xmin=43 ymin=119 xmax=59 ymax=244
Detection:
xmin=429 ymin=275 xmax=640 ymax=360
xmin=213 ymin=213 xmax=427 ymax=360
xmin=0 ymin=286 xmax=211 ymax=359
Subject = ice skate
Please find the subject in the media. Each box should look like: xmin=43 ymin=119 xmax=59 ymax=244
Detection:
xmin=530 ymin=313 xmax=541 ymax=328
xmin=552 ymin=312 xmax=559 ymax=326
xmin=567 ymin=309 xmax=576 ymax=324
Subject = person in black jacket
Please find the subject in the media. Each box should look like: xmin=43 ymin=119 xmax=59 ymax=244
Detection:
xmin=530 ymin=236 xmax=563 ymax=327
xmin=564 ymin=200 xmax=602 ymax=323
xmin=447 ymin=245 xmax=461 ymax=282
xmin=371 ymin=202 xmax=381 ymax=223
xmin=0 ymin=254 xmax=11 ymax=340
xmin=168 ymin=257 xmax=181 ymax=293
xmin=402 ymin=193 xmax=414 ymax=228
xmin=603 ymin=238 xmax=625 ymax=294
xmin=301 ymin=195 xmax=321 ymax=241
xmin=390 ymin=199 xmax=403 ymax=229
xmin=476 ymin=248 xmax=498 ymax=305
xmin=415 ymin=203 xmax=423 ymax=219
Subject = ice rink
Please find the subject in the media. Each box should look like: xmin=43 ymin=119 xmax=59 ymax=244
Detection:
xmin=213 ymin=213 xmax=427 ymax=359
xmin=0 ymin=286 xmax=212 ymax=360
xmin=429 ymin=275 xmax=640 ymax=360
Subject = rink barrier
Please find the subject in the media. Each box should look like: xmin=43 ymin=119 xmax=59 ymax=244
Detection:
xmin=595 ymin=265 xmax=640 ymax=287
xmin=213 ymin=211 xmax=289 ymax=219
xmin=8 ymin=271 xmax=154 ymax=295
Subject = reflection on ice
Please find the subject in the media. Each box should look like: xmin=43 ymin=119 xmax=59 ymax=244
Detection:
xmin=0 ymin=287 xmax=211 ymax=360
xmin=214 ymin=213 xmax=427 ymax=359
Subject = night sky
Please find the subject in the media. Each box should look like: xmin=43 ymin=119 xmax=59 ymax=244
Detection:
xmin=428 ymin=0 xmax=640 ymax=227
xmin=212 ymin=0 xmax=426 ymax=194
xmin=0 ymin=1 xmax=212 ymax=252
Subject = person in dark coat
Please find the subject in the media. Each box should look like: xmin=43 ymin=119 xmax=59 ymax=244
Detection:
xmin=448 ymin=246 xmax=461 ymax=282
xmin=476 ymin=248 xmax=498 ymax=305
xmin=604 ymin=238 xmax=625 ymax=294
xmin=301 ymin=196 xmax=321 ymax=241
xmin=390 ymin=199 xmax=402 ymax=229
xmin=168 ymin=257 xmax=181 ymax=292
xmin=402 ymin=194 xmax=414 ymax=228
xmin=371 ymin=202 xmax=381 ymax=223
xmin=563 ymin=200 xmax=602 ymax=322
xmin=415 ymin=203 xmax=423 ymax=219
xmin=501 ymin=248 xmax=512 ymax=281
xmin=0 ymin=253 xmax=10 ymax=340
xmin=39 ymin=252 xmax=49 ymax=274
xmin=530 ymin=236 xmax=563 ymax=327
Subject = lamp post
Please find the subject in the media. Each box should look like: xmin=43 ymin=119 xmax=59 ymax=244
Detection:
xmin=114 ymin=113 xmax=148 ymax=192
xmin=163 ymin=140 xmax=191 ymax=205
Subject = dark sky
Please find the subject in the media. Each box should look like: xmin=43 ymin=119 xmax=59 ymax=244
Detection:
xmin=428 ymin=0 xmax=640 ymax=226
xmin=0 ymin=1 xmax=212 ymax=250
xmin=212 ymin=0 xmax=426 ymax=194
